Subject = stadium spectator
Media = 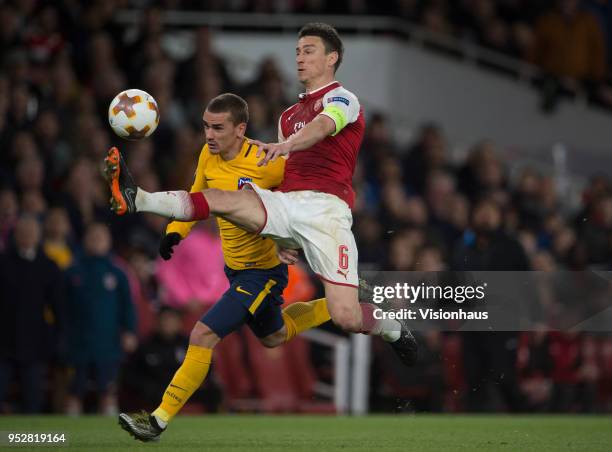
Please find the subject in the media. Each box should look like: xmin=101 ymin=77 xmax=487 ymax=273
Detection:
xmin=0 ymin=188 xmax=19 ymax=251
xmin=179 ymin=27 xmax=234 ymax=101
xmin=457 ymin=141 xmax=507 ymax=202
xmin=380 ymin=179 xmax=419 ymax=230
xmin=532 ymin=0 xmax=607 ymax=108
xmin=64 ymin=223 xmax=137 ymax=415
xmin=579 ymin=194 xmax=612 ymax=265
xmin=360 ymin=112 xmax=397 ymax=175
xmin=7 ymin=131 xmax=39 ymax=177
xmin=402 ymin=122 xmax=449 ymax=195
xmin=59 ymin=158 xmax=110 ymax=240
xmin=43 ymin=207 xmax=74 ymax=271
xmin=244 ymin=94 xmax=277 ymax=143
xmin=386 ymin=229 xmax=421 ymax=271
xmin=452 ymin=199 xmax=529 ymax=412
xmin=424 ymin=170 xmax=457 ymax=226
xmin=34 ymin=109 xmax=72 ymax=182
xmin=15 ymin=154 xmax=46 ymax=197
xmin=583 ymin=0 xmax=612 ymax=65
xmin=123 ymin=307 xmax=186 ymax=405
xmin=162 ymin=125 xmax=201 ymax=189
xmin=354 ymin=213 xmax=386 ymax=267
xmin=0 ymin=215 xmax=64 ymax=413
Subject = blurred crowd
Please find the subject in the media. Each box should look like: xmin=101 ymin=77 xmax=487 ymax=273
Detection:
xmin=73 ymin=0 xmax=612 ymax=112
xmin=0 ymin=0 xmax=611 ymax=415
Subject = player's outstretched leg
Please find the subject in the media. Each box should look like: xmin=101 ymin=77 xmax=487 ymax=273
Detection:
xmin=118 ymin=410 xmax=165 ymax=442
xmin=103 ymin=147 xmax=264 ymax=230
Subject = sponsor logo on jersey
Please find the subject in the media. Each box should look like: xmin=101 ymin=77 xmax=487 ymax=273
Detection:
xmin=293 ymin=121 xmax=306 ymax=134
xmin=238 ymin=177 xmax=252 ymax=190
xmin=329 ymin=96 xmax=349 ymax=106
xmin=314 ymin=98 xmax=323 ymax=112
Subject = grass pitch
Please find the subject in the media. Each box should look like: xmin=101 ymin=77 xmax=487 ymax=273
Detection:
xmin=0 ymin=414 xmax=610 ymax=451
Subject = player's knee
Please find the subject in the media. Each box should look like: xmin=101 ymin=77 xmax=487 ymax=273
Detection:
xmin=259 ymin=329 xmax=286 ymax=348
xmin=189 ymin=321 xmax=220 ymax=348
xmin=330 ymin=305 xmax=361 ymax=333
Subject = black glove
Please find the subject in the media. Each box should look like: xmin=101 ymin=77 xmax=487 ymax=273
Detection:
xmin=159 ymin=232 xmax=182 ymax=260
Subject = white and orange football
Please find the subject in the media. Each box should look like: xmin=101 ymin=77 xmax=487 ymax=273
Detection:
xmin=108 ymin=89 xmax=159 ymax=140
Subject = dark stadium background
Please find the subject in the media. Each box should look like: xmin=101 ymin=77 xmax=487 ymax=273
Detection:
xmin=1 ymin=0 xmax=612 ymax=418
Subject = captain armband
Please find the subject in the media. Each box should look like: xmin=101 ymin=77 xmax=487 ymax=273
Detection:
xmin=322 ymin=105 xmax=348 ymax=136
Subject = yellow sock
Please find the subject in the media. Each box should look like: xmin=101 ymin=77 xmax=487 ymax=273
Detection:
xmin=152 ymin=344 xmax=212 ymax=423
xmin=282 ymin=298 xmax=331 ymax=343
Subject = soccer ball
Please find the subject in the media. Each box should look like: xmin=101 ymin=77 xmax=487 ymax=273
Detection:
xmin=108 ymin=89 xmax=159 ymax=140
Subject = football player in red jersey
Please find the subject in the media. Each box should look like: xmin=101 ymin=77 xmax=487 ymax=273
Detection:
xmin=105 ymin=23 xmax=417 ymax=369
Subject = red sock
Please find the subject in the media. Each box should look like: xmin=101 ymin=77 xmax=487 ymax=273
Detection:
xmin=189 ymin=192 xmax=210 ymax=220
xmin=359 ymin=303 xmax=377 ymax=334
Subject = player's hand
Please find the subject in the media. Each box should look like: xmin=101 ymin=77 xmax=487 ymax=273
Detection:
xmin=277 ymin=247 xmax=299 ymax=265
xmin=159 ymin=232 xmax=182 ymax=260
xmin=249 ymin=139 xmax=291 ymax=167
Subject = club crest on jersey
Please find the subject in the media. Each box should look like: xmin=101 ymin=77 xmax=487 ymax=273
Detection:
xmin=314 ymin=98 xmax=323 ymax=112
xmin=329 ymin=96 xmax=349 ymax=106
xmin=238 ymin=177 xmax=252 ymax=189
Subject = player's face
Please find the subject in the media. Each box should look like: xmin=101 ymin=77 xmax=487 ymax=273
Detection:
xmin=296 ymin=36 xmax=337 ymax=85
xmin=203 ymin=110 xmax=245 ymax=155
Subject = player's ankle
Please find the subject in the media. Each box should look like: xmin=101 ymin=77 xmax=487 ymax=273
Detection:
xmin=152 ymin=414 xmax=167 ymax=430
xmin=134 ymin=187 xmax=147 ymax=212
xmin=381 ymin=329 xmax=401 ymax=342
xmin=151 ymin=407 xmax=170 ymax=429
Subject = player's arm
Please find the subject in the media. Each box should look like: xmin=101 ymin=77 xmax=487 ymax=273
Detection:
xmin=281 ymin=115 xmax=336 ymax=151
xmin=253 ymin=89 xmax=360 ymax=166
xmin=251 ymin=115 xmax=334 ymax=166
xmin=160 ymin=147 xmax=209 ymax=260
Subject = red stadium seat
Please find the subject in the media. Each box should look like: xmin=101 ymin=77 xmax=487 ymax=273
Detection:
xmin=598 ymin=337 xmax=612 ymax=409
xmin=441 ymin=334 xmax=465 ymax=412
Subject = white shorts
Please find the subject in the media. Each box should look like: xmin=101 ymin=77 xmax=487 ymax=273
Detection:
xmin=245 ymin=183 xmax=359 ymax=287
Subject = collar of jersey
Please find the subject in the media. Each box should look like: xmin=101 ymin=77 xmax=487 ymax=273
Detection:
xmin=298 ymin=81 xmax=340 ymax=102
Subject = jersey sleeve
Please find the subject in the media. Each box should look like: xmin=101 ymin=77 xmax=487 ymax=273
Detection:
xmin=320 ymin=87 xmax=360 ymax=136
xmin=263 ymin=147 xmax=286 ymax=188
xmin=277 ymin=115 xmax=285 ymax=142
xmin=166 ymin=146 xmax=209 ymax=238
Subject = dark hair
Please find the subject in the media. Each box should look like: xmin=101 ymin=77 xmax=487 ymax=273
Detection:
xmin=298 ymin=22 xmax=344 ymax=72
xmin=206 ymin=93 xmax=249 ymax=125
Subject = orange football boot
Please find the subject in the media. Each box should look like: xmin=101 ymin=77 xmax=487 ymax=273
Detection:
xmin=104 ymin=147 xmax=137 ymax=215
